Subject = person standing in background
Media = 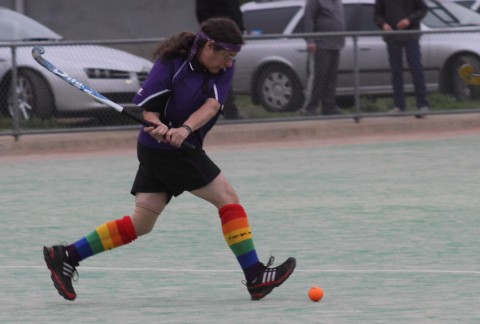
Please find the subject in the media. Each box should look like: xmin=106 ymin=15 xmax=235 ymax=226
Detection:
xmin=374 ymin=0 xmax=430 ymax=117
xmin=195 ymin=0 xmax=245 ymax=120
xmin=303 ymin=0 xmax=345 ymax=116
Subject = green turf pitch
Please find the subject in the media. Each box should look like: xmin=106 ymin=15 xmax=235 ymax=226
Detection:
xmin=1 ymin=136 xmax=479 ymax=323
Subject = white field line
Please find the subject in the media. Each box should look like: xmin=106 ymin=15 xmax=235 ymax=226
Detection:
xmin=1 ymin=265 xmax=480 ymax=275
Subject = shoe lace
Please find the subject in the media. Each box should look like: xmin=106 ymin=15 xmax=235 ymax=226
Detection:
xmin=71 ymin=267 xmax=79 ymax=282
xmin=265 ymin=255 xmax=275 ymax=268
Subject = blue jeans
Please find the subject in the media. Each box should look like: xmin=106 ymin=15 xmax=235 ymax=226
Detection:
xmin=386 ymin=40 xmax=429 ymax=110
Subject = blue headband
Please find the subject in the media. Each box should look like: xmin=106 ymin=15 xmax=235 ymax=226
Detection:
xmin=188 ymin=31 xmax=242 ymax=62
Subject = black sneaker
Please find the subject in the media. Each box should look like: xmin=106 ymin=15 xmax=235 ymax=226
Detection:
xmin=246 ymin=256 xmax=296 ymax=300
xmin=43 ymin=245 xmax=78 ymax=301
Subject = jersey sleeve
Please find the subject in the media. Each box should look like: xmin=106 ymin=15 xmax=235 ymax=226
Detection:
xmin=212 ymin=65 xmax=235 ymax=106
xmin=133 ymin=60 xmax=173 ymax=112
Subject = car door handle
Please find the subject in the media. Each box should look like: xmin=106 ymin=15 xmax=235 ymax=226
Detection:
xmin=297 ymin=49 xmax=308 ymax=53
xmin=359 ymin=47 xmax=372 ymax=51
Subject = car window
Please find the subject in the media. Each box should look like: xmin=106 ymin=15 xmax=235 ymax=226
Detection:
xmin=344 ymin=4 xmax=378 ymax=32
xmin=293 ymin=3 xmax=378 ymax=34
xmin=453 ymin=1 xmax=475 ymax=9
xmin=0 ymin=7 xmax=61 ymax=41
xmin=292 ymin=16 xmax=304 ymax=34
xmin=424 ymin=0 xmax=480 ymax=27
xmin=243 ymin=6 xmax=301 ymax=34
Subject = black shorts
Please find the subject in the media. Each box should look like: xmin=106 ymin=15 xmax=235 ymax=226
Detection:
xmin=131 ymin=143 xmax=221 ymax=200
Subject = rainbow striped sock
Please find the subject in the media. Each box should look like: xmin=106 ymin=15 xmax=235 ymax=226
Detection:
xmin=66 ymin=216 xmax=137 ymax=264
xmin=219 ymin=204 xmax=261 ymax=281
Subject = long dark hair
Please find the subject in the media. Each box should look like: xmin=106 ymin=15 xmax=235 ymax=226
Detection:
xmin=153 ymin=17 xmax=244 ymax=61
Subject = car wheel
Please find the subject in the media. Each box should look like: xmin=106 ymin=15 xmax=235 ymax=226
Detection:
xmin=255 ymin=65 xmax=304 ymax=112
xmin=451 ymin=55 xmax=480 ymax=101
xmin=4 ymin=69 xmax=54 ymax=120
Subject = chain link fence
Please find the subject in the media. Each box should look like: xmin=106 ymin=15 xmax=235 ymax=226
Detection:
xmin=0 ymin=39 xmax=159 ymax=138
xmin=1 ymin=29 xmax=480 ymax=139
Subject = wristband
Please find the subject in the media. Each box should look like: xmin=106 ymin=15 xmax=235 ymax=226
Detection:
xmin=181 ymin=124 xmax=193 ymax=135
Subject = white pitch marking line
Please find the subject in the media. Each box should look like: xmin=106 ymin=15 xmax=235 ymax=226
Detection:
xmin=298 ymin=269 xmax=480 ymax=275
xmin=1 ymin=265 xmax=480 ymax=275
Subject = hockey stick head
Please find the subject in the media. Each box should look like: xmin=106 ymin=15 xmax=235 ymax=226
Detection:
xmin=31 ymin=46 xmax=45 ymax=60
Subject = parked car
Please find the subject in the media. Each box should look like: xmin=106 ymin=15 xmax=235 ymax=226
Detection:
xmin=234 ymin=0 xmax=480 ymax=112
xmin=451 ymin=0 xmax=480 ymax=11
xmin=0 ymin=6 xmax=153 ymax=120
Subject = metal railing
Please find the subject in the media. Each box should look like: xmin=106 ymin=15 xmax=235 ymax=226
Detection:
xmin=2 ymin=28 xmax=480 ymax=140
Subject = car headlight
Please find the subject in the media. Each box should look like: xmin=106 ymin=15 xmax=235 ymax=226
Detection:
xmin=84 ymin=68 xmax=130 ymax=79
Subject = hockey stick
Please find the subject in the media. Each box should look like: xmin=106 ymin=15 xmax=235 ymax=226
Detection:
xmin=31 ymin=46 xmax=195 ymax=150
xmin=458 ymin=64 xmax=480 ymax=86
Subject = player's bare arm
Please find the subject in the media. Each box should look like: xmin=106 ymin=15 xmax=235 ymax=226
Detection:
xmin=166 ymin=98 xmax=220 ymax=147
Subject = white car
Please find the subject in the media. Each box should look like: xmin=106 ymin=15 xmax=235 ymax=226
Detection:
xmin=234 ymin=0 xmax=480 ymax=112
xmin=451 ymin=0 xmax=480 ymax=11
xmin=0 ymin=6 xmax=153 ymax=120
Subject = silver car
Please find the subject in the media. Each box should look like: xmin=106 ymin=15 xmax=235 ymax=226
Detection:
xmin=452 ymin=1 xmax=480 ymax=11
xmin=234 ymin=0 xmax=480 ymax=112
xmin=0 ymin=6 xmax=153 ymax=120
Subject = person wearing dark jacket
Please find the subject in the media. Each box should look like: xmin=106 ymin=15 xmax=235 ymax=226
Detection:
xmin=303 ymin=0 xmax=345 ymax=116
xmin=374 ymin=0 xmax=430 ymax=116
xmin=196 ymin=0 xmax=245 ymax=32
xmin=195 ymin=0 xmax=245 ymax=119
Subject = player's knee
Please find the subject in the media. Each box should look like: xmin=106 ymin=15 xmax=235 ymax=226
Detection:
xmin=218 ymin=186 xmax=240 ymax=205
xmin=131 ymin=202 xmax=161 ymax=236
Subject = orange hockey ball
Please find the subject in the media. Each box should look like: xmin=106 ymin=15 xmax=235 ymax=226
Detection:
xmin=308 ymin=286 xmax=324 ymax=302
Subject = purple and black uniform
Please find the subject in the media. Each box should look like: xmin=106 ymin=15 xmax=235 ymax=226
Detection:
xmin=133 ymin=57 xmax=234 ymax=149
xmin=130 ymin=56 xmax=236 ymax=198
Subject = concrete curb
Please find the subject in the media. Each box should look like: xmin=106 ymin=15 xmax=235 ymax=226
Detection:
xmin=1 ymin=114 xmax=480 ymax=156
xmin=207 ymin=114 xmax=480 ymax=144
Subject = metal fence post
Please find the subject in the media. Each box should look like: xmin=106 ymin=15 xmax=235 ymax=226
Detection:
xmin=10 ymin=45 xmax=20 ymax=141
xmin=352 ymin=35 xmax=361 ymax=123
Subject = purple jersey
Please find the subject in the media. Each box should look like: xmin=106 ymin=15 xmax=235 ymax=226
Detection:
xmin=133 ymin=57 xmax=234 ymax=149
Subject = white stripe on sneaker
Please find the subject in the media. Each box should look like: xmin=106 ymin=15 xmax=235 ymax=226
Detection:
xmin=63 ymin=262 xmax=74 ymax=277
xmin=262 ymin=269 xmax=276 ymax=283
